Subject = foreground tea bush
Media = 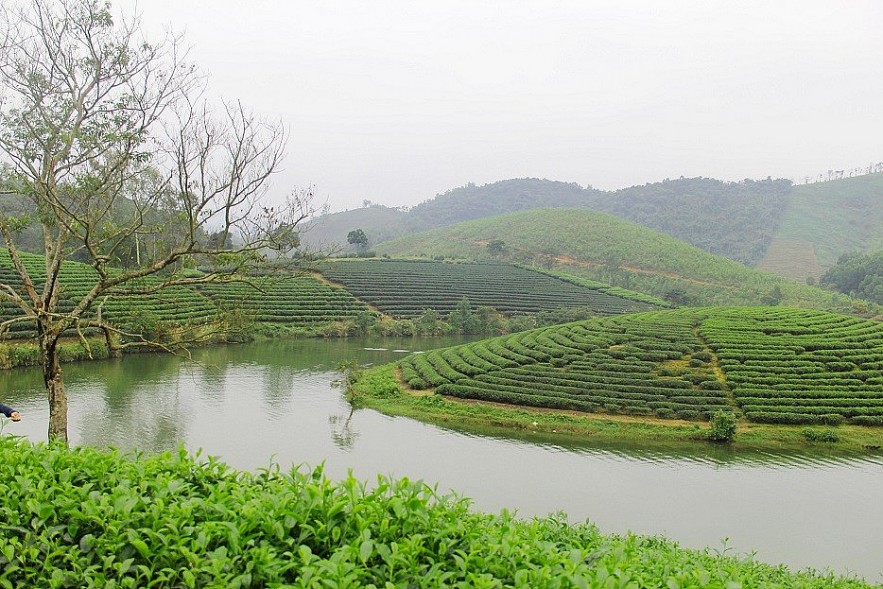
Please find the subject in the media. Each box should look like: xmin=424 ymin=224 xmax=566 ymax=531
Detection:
xmin=0 ymin=438 xmax=874 ymax=588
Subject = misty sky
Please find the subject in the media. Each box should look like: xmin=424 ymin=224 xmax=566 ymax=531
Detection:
xmin=122 ymin=1 xmax=883 ymax=213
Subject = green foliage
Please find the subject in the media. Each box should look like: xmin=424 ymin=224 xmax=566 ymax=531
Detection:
xmin=0 ymin=437 xmax=874 ymax=588
xmin=347 ymin=228 xmax=369 ymax=251
xmin=802 ymin=428 xmax=841 ymax=443
xmin=708 ymin=411 xmax=738 ymax=442
xmin=597 ymin=177 xmax=793 ymax=265
xmin=375 ymin=209 xmax=848 ymax=310
xmin=486 ymin=239 xmax=505 ymax=255
xmin=821 ymin=250 xmax=883 ymax=305
xmin=416 ymin=308 xmax=445 ymax=335
xmin=760 ymin=285 xmax=783 ymax=306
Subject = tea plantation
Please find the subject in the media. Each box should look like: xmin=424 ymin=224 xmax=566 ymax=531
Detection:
xmin=0 ymin=250 xmax=370 ymax=340
xmin=195 ymin=277 xmax=372 ymax=328
xmin=0 ymin=250 xmax=661 ymax=344
xmin=0 ymin=437 xmax=874 ymax=588
xmin=318 ymin=259 xmax=657 ymax=318
xmin=399 ymin=307 xmax=883 ymax=426
xmin=0 ymin=250 xmax=220 ymax=339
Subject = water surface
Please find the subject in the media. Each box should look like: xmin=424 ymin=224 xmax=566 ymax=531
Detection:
xmin=2 ymin=338 xmax=881 ymax=582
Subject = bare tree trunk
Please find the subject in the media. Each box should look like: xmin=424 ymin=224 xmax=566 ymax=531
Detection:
xmin=102 ymin=326 xmax=122 ymax=359
xmin=40 ymin=332 xmax=68 ymax=445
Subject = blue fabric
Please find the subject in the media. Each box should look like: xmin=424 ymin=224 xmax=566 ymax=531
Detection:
xmin=0 ymin=403 xmax=17 ymax=418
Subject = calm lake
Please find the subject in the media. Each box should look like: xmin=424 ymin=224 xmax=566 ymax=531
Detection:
xmin=2 ymin=337 xmax=882 ymax=582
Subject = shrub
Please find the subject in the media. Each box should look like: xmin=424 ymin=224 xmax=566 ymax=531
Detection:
xmin=821 ymin=413 xmax=845 ymax=426
xmin=0 ymin=437 xmax=872 ymax=589
xmin=708 ymin=410 xmax=738 ymax=442
xmin=803 ymin=429 xmax=840 ymax=443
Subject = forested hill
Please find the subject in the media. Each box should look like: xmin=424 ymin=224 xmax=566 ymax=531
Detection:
xmin=585 ymin=177 xmax=792 ymax=265
xmin=302 ymin=176 xmax=792 ymax=265
xmin=407 ymin=178 xmax=598 ymax=229
xmin=301 ymin=178 xmax=598 ymax=250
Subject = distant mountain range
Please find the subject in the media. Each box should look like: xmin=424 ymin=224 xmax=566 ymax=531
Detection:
xmin=303 ymin=173 xmax=883 ymax=281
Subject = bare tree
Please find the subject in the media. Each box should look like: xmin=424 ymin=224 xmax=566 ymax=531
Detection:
xmin=0 ymin=0 xmax=315 ymax=444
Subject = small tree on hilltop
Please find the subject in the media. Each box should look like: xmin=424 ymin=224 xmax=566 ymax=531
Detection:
xmin=347 ymin=228 xmax=369 ymax=253
xmin=0 ymin=0 xmax=318 ymax=444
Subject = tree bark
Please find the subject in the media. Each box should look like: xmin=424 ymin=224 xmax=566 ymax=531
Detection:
xmin=40 ymin=333 xmax=68 ymax=445
xmin=103 ymin=326 xmax=122 ymax=359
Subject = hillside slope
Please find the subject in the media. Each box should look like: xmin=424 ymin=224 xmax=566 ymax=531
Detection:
xmin=301 ymin=177 xmax=792 ymax=266
xmin=318 ymin=259 xmax=659 ymax=318
xmin=760 ymin=173 xmax=883 ymax=280
xmin=587 ymin=177 xmax=791 ymax=265
xmin=300 ymin=205 xmax=409 ymax=252
xmin=375 ymin=209 xmax=849 ymax=309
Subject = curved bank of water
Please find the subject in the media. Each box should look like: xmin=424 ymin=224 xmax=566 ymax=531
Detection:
xmin=1 ymin=337 xmax=881 ymax=582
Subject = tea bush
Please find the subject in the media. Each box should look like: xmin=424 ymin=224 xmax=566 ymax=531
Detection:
xmin=0 ymin=438 xmax=874 ymax=588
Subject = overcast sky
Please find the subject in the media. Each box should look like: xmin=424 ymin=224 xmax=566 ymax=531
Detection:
xmin=121 ymin=1 xmax=883 ymax=212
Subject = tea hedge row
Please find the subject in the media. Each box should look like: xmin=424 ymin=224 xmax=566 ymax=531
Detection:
xmin=195 ymin=277 xmax=372 ymax=327
xmin=319 ymin=260 xmax=657 ymax=318
xmin=0 ymin=437 xmax=873 ymax=588
xmin=0 ymin=250 xmax=373 ymax=339
xmin=401 ymin=311 xmax=732 ymax=419
xmin=700 ymin=308 xmax=883 ymax=425
xmin=400 ymin=307 xmax=883 ymax=426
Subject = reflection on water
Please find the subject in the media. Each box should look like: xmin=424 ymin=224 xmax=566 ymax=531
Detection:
xmin=1 ymin=336 xmax=882 ymax=582
xmin=329 ymin=408 xmax=359 ymax=450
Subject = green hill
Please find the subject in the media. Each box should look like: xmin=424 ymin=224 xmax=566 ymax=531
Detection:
xmin=300 ymin=204 xmax=409 ymax=252
xmin=301 ymin=177 xmax=791 ymax=266
xmin=305 ymin=173 xmax=883 ymax=283
xmin=588 ymin=177 xmax=791 ymax=265
xmin=300 ymin=178 xmax=597 ymax=251
xmin=398 ymin=307 xmax=883 ymax=427
xmin=760 ymin=173 xmax=883 ymax=280
xmin=374 ymin=208 xmax=849 ymax=310
xmin=407 ymin=178 xmax=596 ymax=229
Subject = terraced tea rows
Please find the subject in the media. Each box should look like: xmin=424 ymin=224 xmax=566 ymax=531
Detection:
xmin=399 ymin=308 xmax=883 ymax=426
xmin=319 ymin=260 xmax=656 ymax=318
xmin=0 ymin=251 xmax=219 ymax=338
xmin=400 ymin=311 xmax=731 ymax=419
xmin=0 ymin=250 xmax=368 ymax=338
xmin=195 ymin=276 xmax=372 ymax=327
xmin=702 ymin=308 xmax=883 ymax=425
